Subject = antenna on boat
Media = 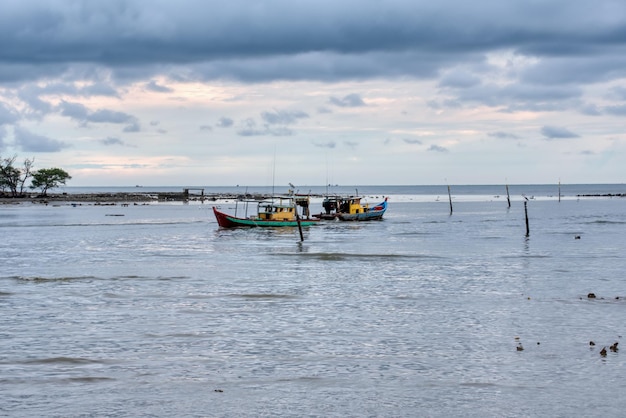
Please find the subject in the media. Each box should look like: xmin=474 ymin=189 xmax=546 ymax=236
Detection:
xmin=271 ymin=145 xmax=277 ymax=201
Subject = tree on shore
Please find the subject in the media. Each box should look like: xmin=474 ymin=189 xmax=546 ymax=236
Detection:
xmin=0 ymin=156 xmax=34 ymax=197
xmin=30 ymin=168 xmax=72 ymax=196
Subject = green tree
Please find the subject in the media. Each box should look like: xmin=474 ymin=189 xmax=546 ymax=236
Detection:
xmin=30 ymin=168 xmax=72 ymax=196
xmin=0 ymin=155 xmax=34 ymax=197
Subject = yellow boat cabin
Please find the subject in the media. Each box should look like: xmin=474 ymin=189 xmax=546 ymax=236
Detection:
xmin=256 ymin=195 xmax=311 ymax=221
xmin=339 ymin=197 xmax=369 ymax=215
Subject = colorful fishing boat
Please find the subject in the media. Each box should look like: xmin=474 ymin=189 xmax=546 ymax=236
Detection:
xmin=314 ymin=196 xmax=388 ymax=221
xmin=213 ymin=194 xmax=319 ymax=228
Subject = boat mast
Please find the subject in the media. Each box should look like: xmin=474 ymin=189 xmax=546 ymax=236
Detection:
xmin=271 ymin=146 xmax=276 ymax=204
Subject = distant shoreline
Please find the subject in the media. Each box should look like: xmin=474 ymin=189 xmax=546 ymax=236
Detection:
xmin=0 ymin=190 xmax=315 ymax=205
xmin=1 ymin=190 xmax=625 ymax=206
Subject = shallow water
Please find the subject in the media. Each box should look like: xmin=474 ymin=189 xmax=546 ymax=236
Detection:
xmin=1 ymin=187 xmax=626 ymax=417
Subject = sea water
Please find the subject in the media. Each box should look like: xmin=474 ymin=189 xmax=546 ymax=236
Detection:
xmin=1 ymin=185 xmax=625 ymax=417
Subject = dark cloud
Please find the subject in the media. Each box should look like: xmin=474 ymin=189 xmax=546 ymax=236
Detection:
xmin=608 ymin=86 xmax=626 ymax=101
xmin=14 ymin=127 xmax=70 ymax=152
xmin=238 ymin=126 xmax=293 ymax=137
xmin=519 ymin=55 xmax=626 ymax=86
xmin=488 ymin=131 xmax=521 ymax=140
xmin=186 ymin=49 xmax=463 ymax=83
xmin=541 ymin=125 xmax=580 ymax=139
xmin=604 ymin=104 xmax=626 ymax=115
xmin=58 ymin=101 xmax=139 ymax=130
xmin=313 ymin=140 xmax=336 ymax=148
xmin=0 ymin=0 xmax=624 ymax=90
xmin=403 ymin=138 xmax=423 ymax=145
xmin=580 ymin=104 xmax=602 ymax=116
xmin=236 ymin=118 xmax=293 ymax=136
xmin=58 ymin=101 xmax=89 ymax=119
xmin=0 ymin=102 xmax=19 ymax=125
xmin=123 ymin=121 xmax=141 ymax=132
xmin=33 ymin=81 xmax=118 ymax=97
xmin=447 ymin=83 xmax=582 ymax=110
xmin=261 ymin=109 xmax=308 ymax=125
xmin=80 ymin=83 xmax=118 ymax=97
xmin=329 ymin=94 xmax=366 ymax=107
xmin=217 ymin=117 xmax=234 ymax=127
xmin=199 ymin=125 xmax=213 ymax=131
xmin=1 ymin=0 xmax=626 ymax=169
xmin=0 ymin=62 xmax=69 ymax=84
xmin=15 ymin=83 xmax=118 ymax=118
xmin=0 ymin=126 xmax=7 ymax=151
xmin=1 ymin=2 xmax=621 ymax=61
xmin=439 ymin=71 xmax=481 ymax=88
xmin=89 ymin=109 xmax=136 ymax=124
xmin=17 ymin=87 xmax=53 ymax=115
xmin=317 ymin=107 xmax=332 ymax=114
xmin=100 ymin=137 xmax=125 ymax=146
xmin=428 ymin=144 xmax=448 ymax=153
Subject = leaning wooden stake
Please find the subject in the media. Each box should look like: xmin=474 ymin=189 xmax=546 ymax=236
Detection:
xmin=448 ymin=185 xmax=453 ymax=215
xmin=506 ymin=184 xmax=511 ymax=208
xmin=524 ymin=200 xmax=530 ymax=237
xmin=296 ymin=213 xmax=304 ymax=242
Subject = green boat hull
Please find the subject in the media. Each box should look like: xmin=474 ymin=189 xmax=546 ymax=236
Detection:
xmin=213 ymin=207 xmax=319 ymax=228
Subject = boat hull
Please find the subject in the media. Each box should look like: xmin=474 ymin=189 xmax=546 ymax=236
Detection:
xmin=333 ymin=198 xmax=388 ymax=221
xmin=213 ymin=207 xmax=319 ymax=228
xmin=337 ymin=210 xmax=385 ymax=221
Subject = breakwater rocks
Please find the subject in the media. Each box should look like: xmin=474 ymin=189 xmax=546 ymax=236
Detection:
xmin=0 ymin=191 xmax=303 ymax=205
xmin=1 ymin=192 xmax=155 ymax=204
xmin=577 ymin=193 xmax=626 ymax=197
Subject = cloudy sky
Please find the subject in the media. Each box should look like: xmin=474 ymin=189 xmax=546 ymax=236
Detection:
xmin=1 ymin=0 xmax=626 ymax=186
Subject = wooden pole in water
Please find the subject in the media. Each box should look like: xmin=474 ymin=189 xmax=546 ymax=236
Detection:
xmin=289 ymin=183 xmax=305 ymax=242
xmin=558 ymin=180 xmax=561 ymax=202
xmin=524 ymin=199 xmax=530 ymax=237
xmin=447 ymin=185 xmax=453 ymax=215
xmin=296 ymin=212 xmax=304 ymax=242
xmin=506 ymin=184 xmax=511 ymax=208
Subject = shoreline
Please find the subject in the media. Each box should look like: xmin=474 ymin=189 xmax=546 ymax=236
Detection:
xmin=0 ymin=191 xmax=311 ymax=205
xmin=1 ymin=190 xmax=624 ymax=207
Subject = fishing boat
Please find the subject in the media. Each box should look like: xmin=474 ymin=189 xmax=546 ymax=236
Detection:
xmin=213 ymin=194 xmax=319 ymax=228
xmin=314 ymin=196 xmax=388 ymax=221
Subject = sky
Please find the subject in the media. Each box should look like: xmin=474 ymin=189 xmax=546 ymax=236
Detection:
xmin=1 ymin=0 xmax=626 ymax=187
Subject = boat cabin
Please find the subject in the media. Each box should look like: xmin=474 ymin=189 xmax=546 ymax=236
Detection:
xmin=339 ymin=197 xmax=369 ymax=215
xmin=258 ymin=202 xmax=295 ymax=221
xmin=256 ymin=195 xmax=311 ymax=221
